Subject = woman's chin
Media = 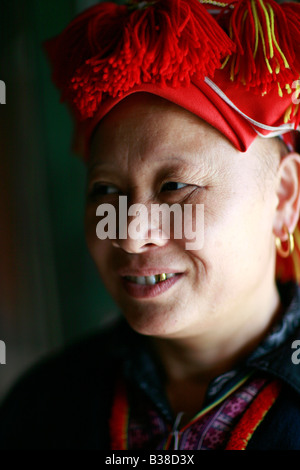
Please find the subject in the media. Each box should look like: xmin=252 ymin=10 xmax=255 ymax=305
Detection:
xmin=121 ymin=307 xmax=200 ymax=339
xmin=121 ymin=308 xmax=175 ymax=337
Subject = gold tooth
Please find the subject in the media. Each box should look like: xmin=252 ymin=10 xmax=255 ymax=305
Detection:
xmin=160 ymin=273 xmax=167 ymax=281
xmin=154 ymin=273 xmax=167 ymax=282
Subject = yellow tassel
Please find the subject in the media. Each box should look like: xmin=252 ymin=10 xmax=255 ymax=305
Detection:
xmin=199 ymin=0 xmax=229 ymax=6
xmin=284 ymin=105 xmax=293 ymax=124
xmin=220 ymin=0 xmax=300 ymax=96
xmin=267 ymin=3 xmax=290 ymax=69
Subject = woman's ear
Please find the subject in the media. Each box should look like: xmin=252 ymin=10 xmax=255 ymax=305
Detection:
xmin=273 ymin=152 xmax=300 ymax=240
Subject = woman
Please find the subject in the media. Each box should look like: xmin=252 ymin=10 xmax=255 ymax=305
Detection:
xmin=1 ymin=0 xmax=300 ymax=450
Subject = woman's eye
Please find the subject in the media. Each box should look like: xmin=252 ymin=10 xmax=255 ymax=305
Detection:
xmin=161 ymin=182 xmax=188 ymax=192
xmin=88 ymin=183 xmax=119 ymax=198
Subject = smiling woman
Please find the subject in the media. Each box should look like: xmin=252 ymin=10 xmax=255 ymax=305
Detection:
xmin=1 ymin=0 xmax=300 ymax=451
xmin=86 ymin=93 xmax=283 ymax=345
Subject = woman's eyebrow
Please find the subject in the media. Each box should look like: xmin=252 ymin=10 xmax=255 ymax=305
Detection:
xmin=87 ymin=161 xmax=116 ymax=176
xmin=87 ymin=148 xmax=220 ymax=176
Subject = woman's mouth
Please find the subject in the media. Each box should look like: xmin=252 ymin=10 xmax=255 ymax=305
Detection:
xmin=124 ymin=272 xmax=176 ymax=285
xmin=121 ymin=272 xmax=183 ymax=299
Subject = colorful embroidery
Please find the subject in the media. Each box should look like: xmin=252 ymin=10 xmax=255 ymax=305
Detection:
xmin=109 ymin=374 xmax=281 ymax=450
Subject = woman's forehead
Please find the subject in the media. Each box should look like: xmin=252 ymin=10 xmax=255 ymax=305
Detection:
xmin=89 ymin=93 xmax=232 ymax=161
xmin=88 ymin=93 xmax=283 ymax=181
xmin=94 ymin=93 xmax=207 ymax=131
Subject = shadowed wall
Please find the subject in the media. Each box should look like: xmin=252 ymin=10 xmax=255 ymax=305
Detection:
xmin=0 ymin=0 xmax=123 ymax=402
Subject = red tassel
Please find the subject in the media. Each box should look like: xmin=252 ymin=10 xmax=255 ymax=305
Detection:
xmin=220 ymin=0 xmax=300 ymax=97
xmin=44 ymin=2 xmax=128 ymax=118
xmin=281 ymin=2 xmax=300 ymax=131
xmin=45 ymin=0 xmax=235 ymax=121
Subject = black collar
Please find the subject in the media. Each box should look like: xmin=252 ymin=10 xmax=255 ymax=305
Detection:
xmin=247 ymin=283 xmax=300 ymax=394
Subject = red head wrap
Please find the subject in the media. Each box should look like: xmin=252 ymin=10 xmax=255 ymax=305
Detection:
xmin=44 ymin=0 xmax=300 ymax=282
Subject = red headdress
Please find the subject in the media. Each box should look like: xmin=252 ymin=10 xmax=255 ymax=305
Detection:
xmin=44 ymin=0 xmax=300 ymax=282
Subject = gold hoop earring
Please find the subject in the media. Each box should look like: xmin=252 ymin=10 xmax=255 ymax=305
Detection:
xmin=275 ymin=225 xmax=295 ymax=258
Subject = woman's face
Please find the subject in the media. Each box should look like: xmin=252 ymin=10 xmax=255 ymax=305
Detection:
xmin=85 ymin=93 xmax=279 ymax=340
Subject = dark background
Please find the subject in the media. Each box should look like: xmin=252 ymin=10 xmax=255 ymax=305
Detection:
xmin=0 ymin=0 xmax=126 ymax=401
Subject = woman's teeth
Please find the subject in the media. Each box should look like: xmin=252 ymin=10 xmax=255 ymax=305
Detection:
xmin=125 ymin=273 xmax=176 ymax=285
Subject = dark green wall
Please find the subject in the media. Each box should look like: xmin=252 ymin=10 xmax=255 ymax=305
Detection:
xmin=31 ymin=0 xmax=121 ymax=341
xmin=0 ymin=0 xmax=122 ymax=399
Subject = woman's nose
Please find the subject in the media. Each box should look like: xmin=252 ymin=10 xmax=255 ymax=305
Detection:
xmin=112 ymin=203 xmax=170 ymax=253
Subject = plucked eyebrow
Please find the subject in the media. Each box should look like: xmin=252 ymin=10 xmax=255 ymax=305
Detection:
xmin=87 ymin=153 xmax=217 ymax=177
xmin=87 ymin=161 xmax=116 ymax=176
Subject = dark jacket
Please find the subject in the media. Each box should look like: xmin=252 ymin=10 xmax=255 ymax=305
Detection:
xmin=1 ymin=284 xmax=300 ymax=450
